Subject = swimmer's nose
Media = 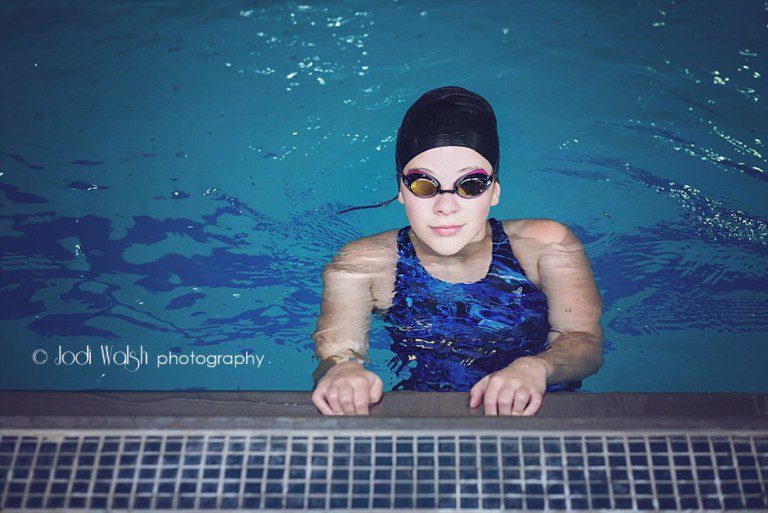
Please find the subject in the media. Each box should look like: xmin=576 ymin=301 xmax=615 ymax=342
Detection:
xmin=433 ymin=191 xmax=460 ymax=215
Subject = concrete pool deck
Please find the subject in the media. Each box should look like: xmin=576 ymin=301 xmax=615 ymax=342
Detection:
xmin=1 ymin=391 xmax=766 ymax=431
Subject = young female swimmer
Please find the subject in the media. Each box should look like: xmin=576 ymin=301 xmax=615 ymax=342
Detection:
xmin=311 ymin=86 xmax=604 ymax=416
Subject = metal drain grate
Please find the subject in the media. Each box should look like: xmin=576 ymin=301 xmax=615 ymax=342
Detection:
xmin=1 ymin=430 xmax=766 ymax=511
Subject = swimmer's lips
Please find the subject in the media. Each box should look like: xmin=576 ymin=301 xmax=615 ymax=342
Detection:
xmin=430 ymin=224 xmax=463 ymax=236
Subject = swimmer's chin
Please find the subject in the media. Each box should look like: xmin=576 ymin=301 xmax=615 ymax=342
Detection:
xmin=412 ymin=227 xmax=473 ymax=256
xmin=422 ymin=240 xmax=471 ymax=257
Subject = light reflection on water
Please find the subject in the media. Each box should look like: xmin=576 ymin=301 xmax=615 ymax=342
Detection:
xmin=0 ymin=0 xmax=765 ymax=392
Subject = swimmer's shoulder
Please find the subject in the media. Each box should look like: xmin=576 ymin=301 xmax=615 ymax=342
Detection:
xmin=362 ymin=228 xmax=401 ymax=267
xmin=500 ymin=218 xmax=572 ymax=246
xmin=330 ymin=230 xmax=399 ymax=312
xmin=330 ymin=228 xmax=399 ymax=274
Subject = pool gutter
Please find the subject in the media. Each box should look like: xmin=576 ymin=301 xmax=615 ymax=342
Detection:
xmin=1 ymin=391 xmax=766 ymax=432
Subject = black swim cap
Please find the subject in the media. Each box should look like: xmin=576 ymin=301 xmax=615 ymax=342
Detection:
xmin=338 ymin=85 xmax=500 ymax=214
xmin=395 ymin=85 xmax=499 ymax=188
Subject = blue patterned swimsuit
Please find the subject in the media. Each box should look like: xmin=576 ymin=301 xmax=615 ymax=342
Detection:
xmin=380 ymin=217 xmax=582 ymax=393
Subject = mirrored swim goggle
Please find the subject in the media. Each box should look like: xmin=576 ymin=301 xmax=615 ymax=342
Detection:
xmin=336 ymin=169 xmax=497 ymax=214
xmin=401 ymin=169 xmax=495 ymax=199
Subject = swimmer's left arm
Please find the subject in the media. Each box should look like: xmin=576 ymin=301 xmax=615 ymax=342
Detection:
xmin=526 ymin=219 xmax=605 ymax=385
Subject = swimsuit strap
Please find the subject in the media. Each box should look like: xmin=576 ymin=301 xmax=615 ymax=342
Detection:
xmin=488 ymin=217 xmax=505 ymax=273
xmin=488 ymin=217 xmax=524 ymax=274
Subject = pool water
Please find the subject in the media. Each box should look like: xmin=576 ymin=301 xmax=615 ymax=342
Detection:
xmin=0 ymin=0 xmax=766 ymax=392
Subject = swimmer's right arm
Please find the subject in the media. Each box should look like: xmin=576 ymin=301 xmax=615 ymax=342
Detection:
xmin=311 ymin=238 xmax=384 ymax=415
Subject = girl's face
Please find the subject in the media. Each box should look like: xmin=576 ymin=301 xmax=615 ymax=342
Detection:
xmin=397 ymin=146 xmax=501 ymax=256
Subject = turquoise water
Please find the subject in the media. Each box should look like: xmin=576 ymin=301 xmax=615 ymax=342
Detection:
xmin=1 ymin=0 xmax=766 ymax=392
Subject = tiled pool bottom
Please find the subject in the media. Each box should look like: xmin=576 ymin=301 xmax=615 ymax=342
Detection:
xmin=0 ymin=429 xmax=766 ymax=511
xmin=0 ymin=391 xmax=766 ymax=511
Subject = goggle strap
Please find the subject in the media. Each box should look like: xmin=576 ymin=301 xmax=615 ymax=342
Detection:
xmin=337 ymin=194 xmax=399 ymax=214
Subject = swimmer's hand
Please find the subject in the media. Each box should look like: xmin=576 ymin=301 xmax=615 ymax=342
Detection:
xmin=312 ymin=361 xmax=383 ymax=416
xmin=468 ymin=357 xmax=550 ymax=416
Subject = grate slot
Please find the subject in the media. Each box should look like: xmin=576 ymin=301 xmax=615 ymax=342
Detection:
xmin=0 ymin=429 xmax=766 ymax=511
